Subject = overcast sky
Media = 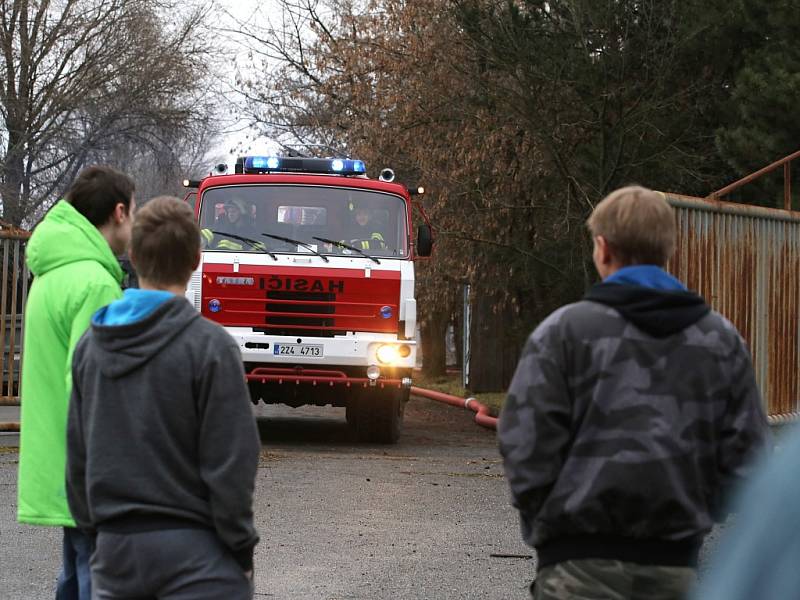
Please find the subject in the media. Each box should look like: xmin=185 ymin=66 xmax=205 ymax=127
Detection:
xmin=211 ymin=0 xmax=283 ymax=170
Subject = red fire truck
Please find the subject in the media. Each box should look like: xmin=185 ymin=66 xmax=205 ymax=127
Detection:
xmin=183 ymin=156 xmax=432 ymax=443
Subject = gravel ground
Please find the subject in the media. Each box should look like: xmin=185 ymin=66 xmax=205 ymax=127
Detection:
xmin=0 ymin=396 xmax=761 ymax=599
xmin=0 ymin=397 xmax=535 ymax=599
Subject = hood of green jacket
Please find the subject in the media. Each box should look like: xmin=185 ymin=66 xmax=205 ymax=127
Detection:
xmin=26 ymin=200 xmax=123 ymax=283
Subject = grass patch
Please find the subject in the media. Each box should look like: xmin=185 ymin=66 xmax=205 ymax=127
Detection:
xmin=412 ymin=371 xmax=506 ymax=417
xmin=476 ymin=393 xmax=506 ymax=417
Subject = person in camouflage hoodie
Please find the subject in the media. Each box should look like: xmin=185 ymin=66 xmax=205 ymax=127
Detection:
xmin=498 ymin=186 xmax=769 ymax=600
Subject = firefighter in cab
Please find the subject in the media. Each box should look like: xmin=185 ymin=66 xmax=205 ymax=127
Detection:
xmin=201 ymin=197 xmax=259 ymax=251
xmin=343 ymin=202 xmax=386 ymax=250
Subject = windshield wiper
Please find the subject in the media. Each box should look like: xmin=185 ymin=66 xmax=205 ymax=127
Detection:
xmin=312 ymin=236 xmax=380 ymax=264
xmin=261 ymin=233 xmax=329 ymax=263
xmin=209 ymin=230 xmax=278 ymax=260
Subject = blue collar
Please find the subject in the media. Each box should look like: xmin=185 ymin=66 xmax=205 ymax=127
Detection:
xmin=93 ymin=288 xmax=175 ymax=326
xmin=604 ymin=265 xmax=686 ymax=291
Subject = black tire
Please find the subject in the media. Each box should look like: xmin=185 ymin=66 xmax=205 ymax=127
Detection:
xmin=246 ymin=381 xmax=263 ymax=405
xmin=352 ymin=386 xmax=407 ymax=444
xmin=345 ymin=400 xmax=358 ymax=427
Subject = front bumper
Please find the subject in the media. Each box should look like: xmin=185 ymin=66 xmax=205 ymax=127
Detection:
xmin=245 ymin=366 xmax=412 ymax=389
xmin=226 ymin=327 xmax=417 ymax=370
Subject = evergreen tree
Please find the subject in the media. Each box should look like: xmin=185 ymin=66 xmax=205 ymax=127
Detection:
xmin=716 ymin=0 xmax=800 ymax=207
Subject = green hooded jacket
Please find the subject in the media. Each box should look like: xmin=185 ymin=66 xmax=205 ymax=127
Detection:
xmin=17 ymin=200 xmax=123 ymax=526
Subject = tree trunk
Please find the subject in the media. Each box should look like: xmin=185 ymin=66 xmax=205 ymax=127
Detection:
xmin=420 ymin=309 xmax=449 ymax=377
xmin=468 ymin=290 xmax=520 ymax=393
xmin=2 ymin=129 xmax=26 ymax=226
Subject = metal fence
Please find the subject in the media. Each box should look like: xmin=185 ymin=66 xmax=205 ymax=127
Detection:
xmin=710 ymin=148 xmax=800 ymax=210
xmin=666 ymin=193 xmax=800 ymax=422
xmin=0 ymin=230 xmax=30 ymax=432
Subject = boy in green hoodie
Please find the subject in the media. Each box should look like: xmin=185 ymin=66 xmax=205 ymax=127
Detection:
xmin=18 ymin=166 xmax=135 ymax=600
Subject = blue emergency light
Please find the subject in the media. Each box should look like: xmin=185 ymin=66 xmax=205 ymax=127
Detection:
xmin=239 ymin=156 xmax=367 ymax=176
xmin=247 ymin=156 xmax=279 ymax=170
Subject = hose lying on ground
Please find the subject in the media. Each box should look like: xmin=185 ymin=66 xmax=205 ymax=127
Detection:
xmin=1 ymin=390 xmax=501 ymax=435
xmin=410 ymin=386 xmax=498 ymax=431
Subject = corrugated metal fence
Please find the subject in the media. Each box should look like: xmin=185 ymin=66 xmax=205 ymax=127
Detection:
xmin=666 ymin=193 xmax=800 ymax=422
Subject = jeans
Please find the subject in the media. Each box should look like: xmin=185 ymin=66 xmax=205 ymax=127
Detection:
xmin=55 ymin=527 xmax=93 ymax=600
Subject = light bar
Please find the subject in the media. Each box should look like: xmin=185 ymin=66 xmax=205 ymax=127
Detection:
xmin=241 ymin=156 xmax=367 ymax=176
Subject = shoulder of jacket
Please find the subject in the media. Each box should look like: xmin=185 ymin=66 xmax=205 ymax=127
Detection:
xmin=51 ymin=258 xmax=118 ymax=283
xmin=40 ymin=267 xmax=119 ymax=313
xmin=693 ymin=309 xmax=746 ymax=345
xmin=526 ymin=301 xmax=630 ymax=358
xmin=72 ymin=272 xmax=120 ymax=300
xmin=522 ymin=301 xmax=598 ymax=352
xmin=535 ymin=300 xmax=611 ymax=333
xmin=702 ymin=308 xmax=733 ymax=327
xmin=189 ymin=314 xmax=239 ymax=351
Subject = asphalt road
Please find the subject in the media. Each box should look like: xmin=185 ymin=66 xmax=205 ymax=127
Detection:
xmin=0 ymin=396 xmax=535 ymax=599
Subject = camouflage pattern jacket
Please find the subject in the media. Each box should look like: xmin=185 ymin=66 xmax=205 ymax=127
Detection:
xmin=498 ymin=280 xmax=770 ymax=568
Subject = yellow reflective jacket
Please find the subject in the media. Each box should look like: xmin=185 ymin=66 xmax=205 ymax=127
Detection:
xmin=342 ymin=232 xmax=385 ymax=250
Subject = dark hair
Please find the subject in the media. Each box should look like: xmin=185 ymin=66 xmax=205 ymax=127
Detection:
xmin=131 ymin=196 xmax=200 ymax=287
xmin=65 ymin=166 xmax=135 ymax=226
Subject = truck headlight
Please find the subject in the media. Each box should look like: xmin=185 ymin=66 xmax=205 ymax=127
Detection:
xmin=366 ymin=365 xmax=381 ymax=380
xmin=376 ymin=344 xmax=399 ymax=364
xmin=376 ymin=344 xmax=411 ymax=364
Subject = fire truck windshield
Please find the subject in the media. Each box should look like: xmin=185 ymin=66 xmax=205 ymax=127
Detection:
xmin=199 ymin=185 xmax=409 ymax=257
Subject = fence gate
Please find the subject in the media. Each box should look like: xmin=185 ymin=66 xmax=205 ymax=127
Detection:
xmin=0 ymin=227 xmax=30 ymax=431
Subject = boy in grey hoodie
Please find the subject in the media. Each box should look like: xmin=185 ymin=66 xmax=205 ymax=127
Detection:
xmin=66 ymin=196 xmax=260 ymax=599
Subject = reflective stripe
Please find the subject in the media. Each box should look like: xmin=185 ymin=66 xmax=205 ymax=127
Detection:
xmin=201 ymin=228 xmax=213 ymax=243
xmin=342 ymin=233 xmax=387 ymax=251
xmin=216 ymin=239 xmax=244 ymax=250
xmin=368 ymin=232 xmax=386 ymax=250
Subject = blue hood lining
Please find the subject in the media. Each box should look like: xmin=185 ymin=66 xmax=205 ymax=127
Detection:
xmin=93 ymin=289 xmax=175 ymax=326
xmin=604 ymin=265 xmax=686 ymax=291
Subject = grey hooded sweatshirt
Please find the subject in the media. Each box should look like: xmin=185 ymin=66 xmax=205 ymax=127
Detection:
xmin=66 ymin=295 xmax=260 ymax=571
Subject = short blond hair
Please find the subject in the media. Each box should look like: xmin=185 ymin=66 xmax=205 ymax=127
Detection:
xmin=587 ymin=186 xmax=676 ymax=267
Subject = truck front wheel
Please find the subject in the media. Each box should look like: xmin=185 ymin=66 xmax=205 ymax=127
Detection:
xmin=350 ymin=386 xmax=408 ymax=444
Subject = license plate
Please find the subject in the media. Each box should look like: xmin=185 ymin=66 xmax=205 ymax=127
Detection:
xmin=273 ymin=343 xmax=323 ymax=357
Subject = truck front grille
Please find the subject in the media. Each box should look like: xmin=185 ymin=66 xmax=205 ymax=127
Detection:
xmin=201 ymin=270 xmax=399 ymax=337
xmin=260 ymin=289 xmax=340 ymax=337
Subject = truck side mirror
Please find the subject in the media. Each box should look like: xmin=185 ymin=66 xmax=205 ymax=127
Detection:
xmin=416 ymin=224 xmax=433 ymax=257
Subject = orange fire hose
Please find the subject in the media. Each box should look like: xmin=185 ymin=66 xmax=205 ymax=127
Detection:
xmin=410 ymin=386 xmax=497 ymax=430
